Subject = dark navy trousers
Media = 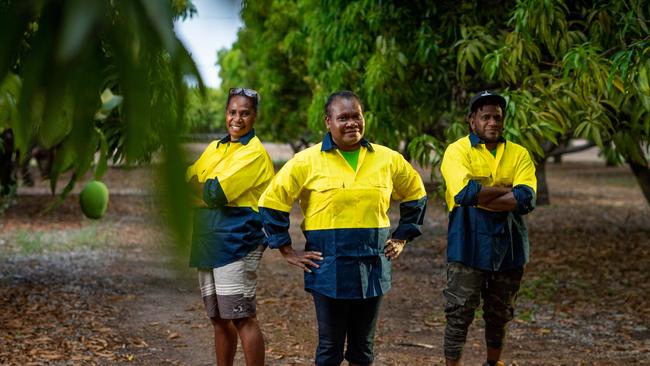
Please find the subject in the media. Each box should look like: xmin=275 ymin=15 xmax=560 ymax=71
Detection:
xmin=312 ymin=292 xmax=383 ymax=366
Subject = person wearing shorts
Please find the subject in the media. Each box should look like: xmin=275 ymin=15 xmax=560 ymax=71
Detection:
xmin=198 ymin=245 xmax=264 ymax=320
xmin=186 ymin=87 xmax=274 ymax=366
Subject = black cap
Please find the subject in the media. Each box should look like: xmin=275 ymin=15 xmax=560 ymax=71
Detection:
xmin=468 ymin=91 xmax=507 ymax=115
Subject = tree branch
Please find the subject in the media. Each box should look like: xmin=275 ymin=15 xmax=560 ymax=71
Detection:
xmin=548 ymin=141 xmax=597 ymax=157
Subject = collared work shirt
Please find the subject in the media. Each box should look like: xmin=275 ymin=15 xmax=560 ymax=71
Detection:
xmin=185 ymin=129 xmax=274 ymax=268
xmin=440 ymin=133 xmax=536 ymax=272
xmin=259 ymin=133 xmax=427 ymax=299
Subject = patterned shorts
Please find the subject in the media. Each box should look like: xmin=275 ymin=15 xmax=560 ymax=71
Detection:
xmin=198 ymin=246 xmax=264 ymax=319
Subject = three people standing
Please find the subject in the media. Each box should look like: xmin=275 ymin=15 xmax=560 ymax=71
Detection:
xmin=187 ymin=88 xmax=535 ymax=366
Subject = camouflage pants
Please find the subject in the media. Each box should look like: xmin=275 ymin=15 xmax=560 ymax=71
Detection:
xmin=443 ymin=262 xmax=524 ymax=360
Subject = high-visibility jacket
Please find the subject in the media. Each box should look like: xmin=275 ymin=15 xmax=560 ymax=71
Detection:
xmin=259 ymin=133 xmax=427 ymax=299
xmin=440 ymin=133 xmax=536 ymax=271
xmin=185 ymin=129 xmax=274 ymax=268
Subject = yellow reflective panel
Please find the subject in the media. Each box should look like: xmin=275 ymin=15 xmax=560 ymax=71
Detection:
xmin=186 ymin=136 xmax=274 ymax=210
xmin=260 ymin=143 xmax=426 ymax=231
xmin=441 ymin=135 xmax=537 ymax=212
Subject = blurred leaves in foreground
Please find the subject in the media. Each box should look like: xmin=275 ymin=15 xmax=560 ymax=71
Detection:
xmin=0 ymin=0 xmax=201 ymax=244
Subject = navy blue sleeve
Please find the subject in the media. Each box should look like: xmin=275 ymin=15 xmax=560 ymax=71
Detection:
xmin=392 ymin=196 xmax=428 ymax=240
xmin=203 ymin=178 xmax=228 ymax=207
xmin=454 ymin=179 xmax=481 ymax=206
xmin=512 ymin=184 xmax=536 ymax=215
xmin=260 ymin=207 xmax=292 ymax=249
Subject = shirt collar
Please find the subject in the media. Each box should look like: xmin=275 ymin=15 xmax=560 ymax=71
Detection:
xmin=219 ymin=128 xmax=256 ymax=145
xmin=469 ymin=132 xmax=505 ymax=147
xmin=321 ymin=132 xmax=374 ymax=152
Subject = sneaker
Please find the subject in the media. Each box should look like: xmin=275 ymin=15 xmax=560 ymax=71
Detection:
xmin=482 ymin=362 xmax=505 ymax=366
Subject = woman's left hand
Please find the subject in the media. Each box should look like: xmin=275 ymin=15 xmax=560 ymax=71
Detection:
xmin=384 ymin=238 xmax=407 ymax=260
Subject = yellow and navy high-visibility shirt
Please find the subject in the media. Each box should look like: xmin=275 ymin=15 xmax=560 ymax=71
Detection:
xmin=259 ymin=132 xmax=427 ymax=299
xmin=185 ymin=129 xmax=274 ymax=268
xmin=440 ymin=132 xmax=537 ymax=272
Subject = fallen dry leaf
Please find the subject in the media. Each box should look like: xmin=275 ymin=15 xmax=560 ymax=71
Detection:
xmin=167 ymin=332 xmax=181 ymax=340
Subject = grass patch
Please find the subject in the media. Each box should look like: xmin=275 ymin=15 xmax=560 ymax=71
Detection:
xmin=516 ymin=272 xmax=559 ymax=323
xmin=595 ymin=175 xmax=638 ymax=187
xmin=519 ymin=272 xmax=558 ymax=302
xmin=2 ymin=224 xmax=111 ymax=256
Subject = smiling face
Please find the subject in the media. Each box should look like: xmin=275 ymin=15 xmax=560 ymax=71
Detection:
xmin=325 ymin=97 xmax=365 ymax=151
xmin=468 ymin=104 xmax=504 ymax=149
xmin=226 ymin=95 xmax=256 ymax=140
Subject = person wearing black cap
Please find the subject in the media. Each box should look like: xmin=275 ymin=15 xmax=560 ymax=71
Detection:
xmin=439 ymin=91 xmax=537 ymax=366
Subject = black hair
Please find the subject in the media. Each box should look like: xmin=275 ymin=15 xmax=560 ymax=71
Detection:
xmin=469 ymin=95 xmax=505 ymax=116
xmin=324 ymin=90 xmax=363 ymax=117
xmin=226 ymin=90 xmax=259 ymax=112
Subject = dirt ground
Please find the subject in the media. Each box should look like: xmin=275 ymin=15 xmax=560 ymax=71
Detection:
xmin=1 ymin=160 xmax=649 ymax=366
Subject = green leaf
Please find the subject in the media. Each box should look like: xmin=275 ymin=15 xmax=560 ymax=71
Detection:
xmin=39 ymin=93 xmax=74 ymax=148
xmin=572 ymin=120 xmax=584 ymax=137
xmin=0 ymin=2 xmax=32 ymax=81
xmin=42 ymin=173 xmax=78 ymax=214
xmin=591 ymin=125 xmax=604 ymax=148
xmin=94 ymin=127 xmax=108 ymax=180
xmin=0 ymin=73 xmax=22 ymax=98
xmin=375 ymin=35 xmax=383 ymax=50
xmin=14 ymin=5 xmax=59 ymax=159
xmin=637 ymin=63 xmax=649 ymax=93
xmin=397 ymin=52 xmax=407 ymax=66
xmin=138 ymin=0 xmax=177 ymax=55
xmin=49 ymin=137 xmax=77 ymax=194
xmin=57 ymin=0 xmax=102 ymax=62
xmin=0 ymin=73 xmax=21 ymax=128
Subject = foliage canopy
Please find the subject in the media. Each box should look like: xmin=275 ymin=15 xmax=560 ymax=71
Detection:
xmin=220 ymin=0 xmax=650 ymax=203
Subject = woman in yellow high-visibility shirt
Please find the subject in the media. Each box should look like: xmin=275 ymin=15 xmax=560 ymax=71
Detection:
xmin=186 ymin=88 xmax=274 ymax=366
xmin=259 ymin=90 xmax=428 ymax=366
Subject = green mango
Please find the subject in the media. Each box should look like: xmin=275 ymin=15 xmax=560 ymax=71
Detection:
xmin=79 ymin=180 xmax=109 ymax=219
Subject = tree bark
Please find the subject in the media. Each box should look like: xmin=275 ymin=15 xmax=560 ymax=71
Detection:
xmin=553 ymin=154 xmax=562 ymax=164
xmin=535 ymin=160 xmax=550 ymax=206
xmin=0 ymin=129 xmax=17 ymax=196
xmin=626 ymin=156 xmax=650 ymax=206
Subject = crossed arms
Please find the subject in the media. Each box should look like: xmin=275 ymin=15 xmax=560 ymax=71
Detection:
xmin=440 ymin=142 xmax=537 ymax=214
xmin=477 ymin=185 xmax=517 ymax=212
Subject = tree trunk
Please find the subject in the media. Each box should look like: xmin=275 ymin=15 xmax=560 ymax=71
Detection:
xmin=0 ymin=129 xmax=17 ymax=196
xmin=535 ymin=160 xmax=550 ymax=206
xmin=627 ymin=157 xmax=650 ymax=206
xmin=553 ymin=154 xmax=562 ymax=164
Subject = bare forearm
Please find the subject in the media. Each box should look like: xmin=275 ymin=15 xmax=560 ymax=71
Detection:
xmin=481 ymin=191 xmax=517 ymax=211
xmin=188 ymin=176 xmax=204 ymax=199
xmin=477 ymin=185 xmax=512 ymax=205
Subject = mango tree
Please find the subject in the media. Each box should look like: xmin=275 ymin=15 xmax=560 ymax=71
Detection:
xmin=447 ymin=0 xmax=650 ymax=204
xmin=220 ymin=0 xmax=649 ymax=205
xmin=0 ymin=0 xmax=202 ymax=240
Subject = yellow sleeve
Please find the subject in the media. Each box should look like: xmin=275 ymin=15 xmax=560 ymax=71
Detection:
xmin=206 ymin=146 xmax=273 ymax=202
xmin=185 ymin=141 xmax=219 ymax=181
xmin=513 ymin=149 xmax=537 ymax=192
xmin=259 ymin=157 xmax=308 ymax=213
xmin=390 ymin=151 xmax=427 ymax=201
xmin=440 ymin=142 xmax=474 ymax=208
